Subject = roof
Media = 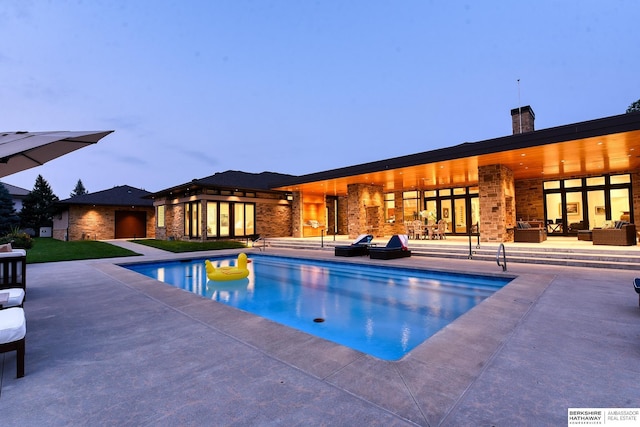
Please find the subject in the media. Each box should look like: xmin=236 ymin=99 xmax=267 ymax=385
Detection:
xmin=270 ymin=111 xmax=640 ymax=193
xmin=0 ymin=182 xmax=30 ymax=197
xmin=194 ymin=170 xmax=296 ymax=190
xmin=58 ymin=185 xmax=154 ymax=207
xmin=150 ymin=170 xmax=297 ymax=198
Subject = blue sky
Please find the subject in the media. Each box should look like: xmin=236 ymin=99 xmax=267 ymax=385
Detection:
xmin=1 ymin=0 xmax=638 ymax=197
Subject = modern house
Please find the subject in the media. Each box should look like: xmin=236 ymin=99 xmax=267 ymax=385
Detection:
xmin=53 ymin=185 xmax=155 ymax=241
xmin=150 ymin=107 xmax=640 ymax=243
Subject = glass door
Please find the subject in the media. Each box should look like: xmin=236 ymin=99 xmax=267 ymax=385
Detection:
xmin=453 ymin=199 xmax=466 ymax=233
xmin=587 ymin=190 xmax=606 ymax=229
xmin=545 ymin=193 xmax=563 ymax=234
xmin=565 ymin=191 xmax=584 ymax=233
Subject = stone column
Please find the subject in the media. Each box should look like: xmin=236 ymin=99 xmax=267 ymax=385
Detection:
xmin=394 ymin=190 xmax=405 ymax=235
xmin=632 ymin=172 xmax=640 ymax=226
xmin=478 ymin=164 xmax=515 ymax=242
xmin=346 ymin=183 xmax=384 ymax=238
xmin=291 ymin=191 xmax=303 ymax=238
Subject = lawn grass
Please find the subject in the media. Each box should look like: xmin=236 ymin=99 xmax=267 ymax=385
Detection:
xmin=131 ymin=239 xmax=246 ymax=253
xmin=26 ymin=238 xmax=141 ymax=264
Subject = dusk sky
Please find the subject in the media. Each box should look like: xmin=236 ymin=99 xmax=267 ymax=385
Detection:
xmin=1 ymin=1 xmax=638 ymax=197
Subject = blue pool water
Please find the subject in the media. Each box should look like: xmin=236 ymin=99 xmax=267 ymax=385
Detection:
xmin=124 ymin=254 xmax=511 ymax=360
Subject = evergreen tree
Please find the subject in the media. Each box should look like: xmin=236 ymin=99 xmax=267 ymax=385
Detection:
xmin=0 ymin=183 xmax=20 ymax=235
xmin=70 ymin=179 xmax=88 ymax=197
xmin=627 ymin=99 xmax=640 ymax=113
xmin=20 ymin=175 xmax=59 ymax=235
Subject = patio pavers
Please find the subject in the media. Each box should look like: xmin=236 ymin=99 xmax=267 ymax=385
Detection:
xmin=1 ymin=243 xmax=639 ymax=426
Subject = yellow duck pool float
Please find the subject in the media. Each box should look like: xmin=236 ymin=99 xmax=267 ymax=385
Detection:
xmin=205 ymin=253 xmax=250 ymax=281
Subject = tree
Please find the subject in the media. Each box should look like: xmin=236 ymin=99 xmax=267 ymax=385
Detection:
xmin=70 ymin=179 xmax=88 ymax=197
xmin=0 ymin=183 xmax=20 ymax=235
xmin=627 ymin=99 xmax=640 ymax=113
xmin=20 ymin=175 xmax=59 ymax=235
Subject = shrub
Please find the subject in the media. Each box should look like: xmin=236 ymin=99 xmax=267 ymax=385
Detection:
xmin=0 ymin=227 xmax=34 ymax=249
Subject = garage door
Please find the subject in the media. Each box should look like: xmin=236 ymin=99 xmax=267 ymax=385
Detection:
xmin=115 ymin=211 xmax=147 ymax=239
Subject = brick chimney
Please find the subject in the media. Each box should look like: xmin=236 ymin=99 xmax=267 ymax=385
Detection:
xmin=510 ymin=105 xmax=535 ymax=134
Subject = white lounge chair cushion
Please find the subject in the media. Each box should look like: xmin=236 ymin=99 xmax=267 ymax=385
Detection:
xmin=1 ymin=288 xmax=25 ymax=307
xmin=0 ymin=307 xmax=26 ymax=344
xmin=0 ymin=249 xmax=26 ymax=258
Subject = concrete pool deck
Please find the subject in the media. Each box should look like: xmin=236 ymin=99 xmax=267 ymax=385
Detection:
xmin=1 ymin=241 xmax=639 ymax=426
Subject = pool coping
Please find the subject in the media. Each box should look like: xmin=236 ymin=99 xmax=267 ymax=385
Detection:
xmin=96 ymin=249 xmax=551 ymax=425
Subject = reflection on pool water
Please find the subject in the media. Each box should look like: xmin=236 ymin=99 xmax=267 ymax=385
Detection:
xmin=124 ymin=254 xmax=512 ymax=360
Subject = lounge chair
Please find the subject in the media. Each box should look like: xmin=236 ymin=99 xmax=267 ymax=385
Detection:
xmin=634 ymin=278 xmax=640 ymax=307
xmin=334 ymin=234 xmax=374 ymax=257
xmin=0 ymin=307 xmax=26 ymax=378
xmin=368 ymin=234 xmax=411 ymax=260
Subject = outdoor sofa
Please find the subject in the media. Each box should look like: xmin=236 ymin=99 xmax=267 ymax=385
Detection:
xmin=514 ymin=221 xmax=547 ymax=243
xmin=368 ymin=234 xmax=411 ymax=260
xmin=592 ymin=222 xmax=636 ymax=246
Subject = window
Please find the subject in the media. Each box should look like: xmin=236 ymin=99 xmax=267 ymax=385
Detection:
xmin=402 ymin=191 xmax=420 ymax=222
xmin=424 ymin=186 xmax=478 ymax=234
xmin=219 ymin=202 xmax=230 ymax=237
xmin=157 ymin=205 xmax=165 ymax=227
xmin=185 ymin=202 xmax=201 ymax=238
xmin=234 ymin=204 xmax=245 ymax=235
xmin=204 ymin=201 xmax=256 ymax=238
xmin=206 ymin=202 xmax=217 ymax=237
xmin=610 ymin=174 xmax=631 ymax=184
xmin=564 ymin=178 xmax=582 ymax=188
xmin=384 ymin=193 xmax=395 ymax=222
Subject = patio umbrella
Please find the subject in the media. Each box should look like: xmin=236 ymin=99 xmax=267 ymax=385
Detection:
xmin=0 ymin=130 xmax=114 ymax=178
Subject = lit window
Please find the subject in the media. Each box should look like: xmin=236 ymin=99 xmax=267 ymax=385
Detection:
xmin=157 ymin=205 xmax=165 ymax=227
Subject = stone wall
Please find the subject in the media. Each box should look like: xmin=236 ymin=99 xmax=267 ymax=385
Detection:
xmin=256 ymin=201 xmax=291 ymax=237
xmin=337 ymin=196 xmax=348 ymax=235
xmin=632 ymin=171 xmax=640 ymax=225
xmin=160 ymin=203 xmax=184 ymax=240
xmin=478 ymin=164 xmax=515 ymax=242
xmin=291 ymin=191 xmax=303 ymax=238
xmin=62 ymin=205 xmax=155 ymax=241
xmin=515 ymin=178 xmax=545 ymax=221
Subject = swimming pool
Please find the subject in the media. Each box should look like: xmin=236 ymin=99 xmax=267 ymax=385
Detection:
xmin=124 ymin=254 xmax=512 ymax=360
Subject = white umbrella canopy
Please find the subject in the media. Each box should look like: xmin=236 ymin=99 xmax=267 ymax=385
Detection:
xmin=0 ymin=130 xmax=114 ymax=178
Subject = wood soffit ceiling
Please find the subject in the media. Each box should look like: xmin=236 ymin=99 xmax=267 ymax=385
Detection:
xmin=273 ymin=116 xmax=640 ymax=196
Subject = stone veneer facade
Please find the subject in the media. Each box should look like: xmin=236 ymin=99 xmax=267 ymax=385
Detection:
xmin=478 ymin=164 xmax=515 ymax=242
xmin=346 ymin=183 xmax=384 ymax=239
xmin=53 ymin=205 xmax=156 ymax=241
xmin=514 ymin=178 xmax=545 ymax=222
xmin=633 ymin=171 xmax=640 ymax=225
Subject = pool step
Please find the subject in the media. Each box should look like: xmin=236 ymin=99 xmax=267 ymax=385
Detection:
xmin=260 ymin=238 xmax=640 ymax=270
